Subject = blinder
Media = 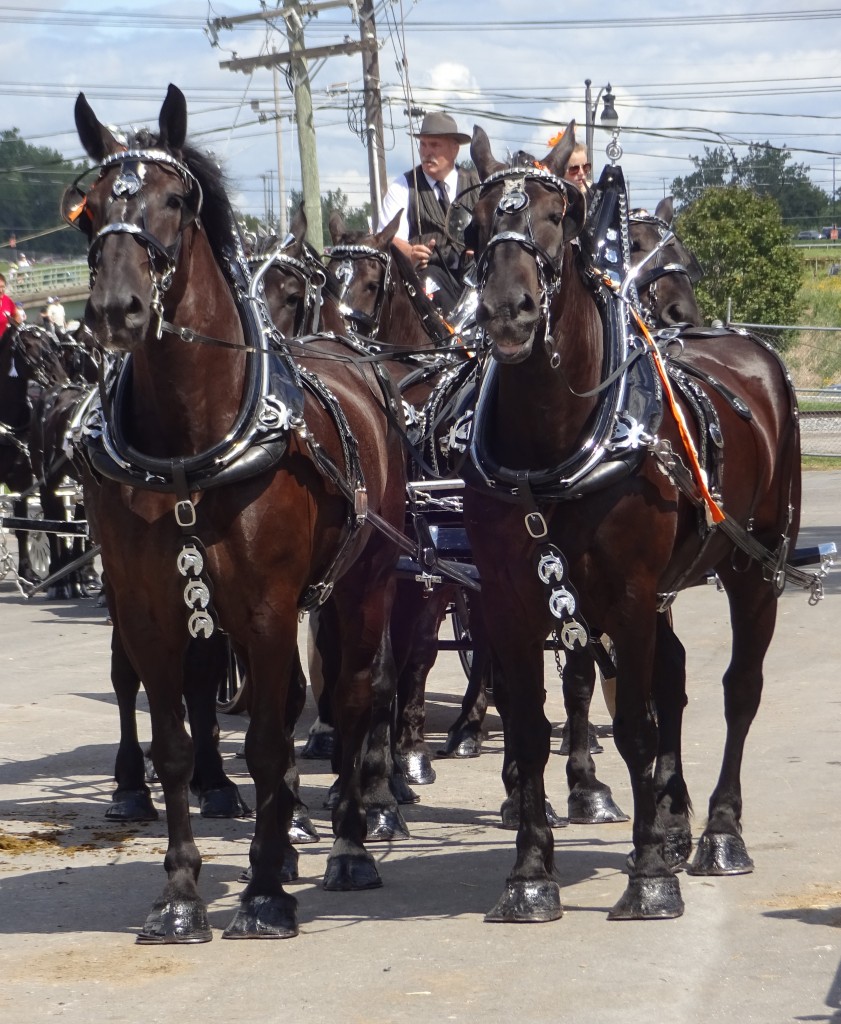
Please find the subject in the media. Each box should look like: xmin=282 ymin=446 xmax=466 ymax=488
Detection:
xmin=324 ymin=242 xmax=392 ymax=336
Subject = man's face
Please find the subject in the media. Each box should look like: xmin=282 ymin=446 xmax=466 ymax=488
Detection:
xmin=419 ymin=135 xmax=460 ymax=180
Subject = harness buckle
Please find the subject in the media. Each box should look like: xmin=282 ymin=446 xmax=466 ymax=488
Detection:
xmin=354 ymin=486 xmax=368 ymax=525
xmin=525 ymin=511 xmax=548 ymax=538
xmin=175 ymin=499 xmax=197 ymax=528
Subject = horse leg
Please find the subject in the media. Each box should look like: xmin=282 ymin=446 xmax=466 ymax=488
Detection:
xmin=106 ymin=621 xmax=158 ymax=822
xmin=300 ymin=606 xmax=337 ymax=760
xmin=393 ymin=580 xmax=448 ymax=784
xmin=608 ymin=618 xmax=685 ymax=921
xmin=688 ymin=569 xmax=775 ymax=876
xmin=183 ymin=633 xmax=250 ymax=819
xmin=650 ymin=613 xmax=692 ymax=868
xmin=135 ymin=647 xmax=211 ymax=944
xmin=39 ymin=478 xmax=77 ymax=600
xmin=224 ymin=624 xmax=299 ymax=939
xmin=440 ymin=588 xmax=490 ymax=759
xmin=361 ymin=623 xmax=411 ymax=841
xmin=323 ymin=582 xmax=396 ymax=890
xmin=286 ymin=650 xmax=320 ymax=845
xmin=484 ymin=631 xmax=561 ymax=923
xmin=564 ymin=647 xmax=628 ymax=824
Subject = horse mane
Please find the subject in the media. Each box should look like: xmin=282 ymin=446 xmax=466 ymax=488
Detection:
xmin=130 ymin=127 xmax=240 ymax=267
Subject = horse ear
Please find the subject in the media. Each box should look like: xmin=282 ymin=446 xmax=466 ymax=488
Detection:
xmin=289 ymin=203 xmax=307 ymax=242
xmin=470 ymin=126 xmax=504 ymax=181
xmin=542 ymin=120 xmax=576 ymax=177
xmin=655 ymin=196 xmax=674 ymax=228
xmin=328 ymin=210 xmax=347 ymax=244
xmin=563 ymin=187 xmax=587 ymax=243
xmin=74 ymin=92 xmax=122 ymax=161
xmin=158 ymin=84 xmax=188 ymax=152
xmin=375 ymin=210 xmax=401 ymax=248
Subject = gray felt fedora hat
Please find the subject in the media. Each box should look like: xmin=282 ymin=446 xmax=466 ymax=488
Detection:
xmin=415 ymin=111 xmax=471 ymax=145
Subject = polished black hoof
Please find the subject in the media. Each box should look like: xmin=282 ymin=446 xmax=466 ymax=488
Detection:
xmin=323 ymin=779 xmax=340 ymax=810
xmin=398 ymin=750 xmax=436 ymax=785
xmin=485 ymin=879 xmax=562 ymax=923
xmin=222 ymin=893 xmax=298 ymax=939
xmin=500 ymin=797 xmax=568 ymax=830
xmin=136 ymin=898 xmax=212 ymax=944
xmin=300 ymin=729 xmax=335 ymax=760
xmin=544 ymin=800 xmax=569 ymax=829
xmin=366 ymin=807 xmax=411 ymax=842
xmin=626 ymin=830 xmax=691 ymax=873
xmin=199 ymin=784 xmax=251 ymax=819
xmin=289 ymin=808 xmax=320 ymax=844
xmin=568 ymin=787 xmax=629 ymax=824
xmin=106 ymin=788 xmax=158 ymax=822
xmin=438 ymin=726 xmax=482 ymax=759
xmin=687 ymin=831 xmax=754 ymax=876
xmin=389 ymin=772 xmax=420 ymax=805
xmin=323 ymin=852 xmax=382 ymax=891
xmin=608 ymin=875 xmax=684 ymax=920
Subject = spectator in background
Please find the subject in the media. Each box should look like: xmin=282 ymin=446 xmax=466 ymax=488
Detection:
xmin=564 ymin=142 xmax=592 ymax=192
xmin=0 ymin=274 xmax=18 ymax=332
xmin=46 ymin=296 xmax=66 ymax=332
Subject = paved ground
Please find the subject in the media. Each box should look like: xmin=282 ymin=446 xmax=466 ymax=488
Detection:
xmin=1 ymin=471 xmax=841 ymax=1024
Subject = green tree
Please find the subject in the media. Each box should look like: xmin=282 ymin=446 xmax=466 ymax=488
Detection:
xmin=675 ymin=185 xmax=802 ymax=345
xmin=289 ymin=187 xmax=371 ymax=249
xmin=0 ymin=129 xmax=88 ymax=259
xmin=672 ymin=142 xmax=830 ymax=229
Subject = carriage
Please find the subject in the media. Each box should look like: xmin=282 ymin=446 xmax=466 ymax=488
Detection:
xmin=2 ymin=84 xmax=836 ymax=942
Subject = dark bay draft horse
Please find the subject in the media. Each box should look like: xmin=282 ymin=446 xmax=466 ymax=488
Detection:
xmin=323 ymin=212 xmax=491 ymax=779
xmin=628 ymin=197 xmax=703 ymax=328
xmin=0 ymin=324 xmax=64 ymax=583
xmin=462 ymin=123 xmax=804 ymax=922
xmin=68 ymin=84 xmax=406 ymax=942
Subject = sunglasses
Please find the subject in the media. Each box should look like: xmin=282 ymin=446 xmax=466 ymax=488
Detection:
xmin=567 ymin=163 xmax=592 ymax=175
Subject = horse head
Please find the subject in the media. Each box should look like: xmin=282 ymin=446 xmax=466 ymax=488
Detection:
xmin=325 ymin=210 xmax=400 ymax=335
xmin=467 ymin=122 xmax=586 ymax=362
xmin=629 ymin=197 xmax=704 ymax=328
xmin=254 ymin=204 xmax=325 ymax=337
xmin=66 ymin=84 xmax=224 ymax=354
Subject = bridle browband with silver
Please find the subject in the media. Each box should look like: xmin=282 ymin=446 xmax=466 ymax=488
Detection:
xmin=324 ymin=243 xmax=393 ymax=336
xmin=474 ymin=166 xmax=576 ymax=348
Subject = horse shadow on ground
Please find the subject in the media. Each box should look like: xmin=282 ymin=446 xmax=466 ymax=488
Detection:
xmin=764 ymin=905 xmax=841 ymax=1022
xmin=0 ymin=832 xmax=632 ymax=937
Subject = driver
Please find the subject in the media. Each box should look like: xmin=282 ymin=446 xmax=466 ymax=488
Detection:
xmin=378 ymin=111 xmax=479 ymax=315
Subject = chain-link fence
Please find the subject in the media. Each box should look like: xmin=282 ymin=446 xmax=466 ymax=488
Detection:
xmin=729 ymin=322 xmax=841 ymax=458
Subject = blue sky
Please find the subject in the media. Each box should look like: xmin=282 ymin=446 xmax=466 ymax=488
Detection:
xmin=3 ymin=2 xmax=840 ymax=224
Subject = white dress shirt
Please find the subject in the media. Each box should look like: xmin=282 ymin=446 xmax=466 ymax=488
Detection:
xmin=378 ymin=167 xmax=460 ymax=238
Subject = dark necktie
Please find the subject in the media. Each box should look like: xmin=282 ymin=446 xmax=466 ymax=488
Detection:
xmin=435 ymin=180 xmax=449 ymax=214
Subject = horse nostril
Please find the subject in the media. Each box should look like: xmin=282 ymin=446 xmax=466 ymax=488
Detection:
xmin=518 ymin=292 xmax=537 ymax=317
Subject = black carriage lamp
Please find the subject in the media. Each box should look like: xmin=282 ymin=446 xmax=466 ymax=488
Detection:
xmin=585 ymin=80 xmax=621 ymax=169
xmin=600 ymin=86 xmax=619 ymax=130
xmin=600 ymin=85 xmax=622 ymax=166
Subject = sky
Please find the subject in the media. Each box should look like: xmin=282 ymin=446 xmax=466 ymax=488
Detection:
xmin=2 ymin=1 xmax=840 ymax=236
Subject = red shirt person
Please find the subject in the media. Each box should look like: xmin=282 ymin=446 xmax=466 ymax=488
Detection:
xmin=0 ymin=274 xmax=19 ymax=332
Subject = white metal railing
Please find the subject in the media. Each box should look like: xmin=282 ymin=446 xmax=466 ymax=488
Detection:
xmin=7 ymin=261 xmax=88 ymax=302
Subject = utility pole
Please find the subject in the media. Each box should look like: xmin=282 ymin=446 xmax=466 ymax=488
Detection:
xmin=282 ymin=1 xmax=322 ymax=248
xmin=273 ymin=67 xmax=288 ymax=238
xmin=359 ymin=0 xmax=388 ymax=225
xmin=211 ymin=1 xmax=382 ymax=249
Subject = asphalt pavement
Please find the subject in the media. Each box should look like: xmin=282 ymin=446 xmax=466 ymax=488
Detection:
xmin=1 ymin=471 xmax=841 ymax=1024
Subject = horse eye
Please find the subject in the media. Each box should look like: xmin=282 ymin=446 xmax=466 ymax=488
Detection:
xmin=631 ymin=239 xmax=641 ymax=252
xmin=166 ymin=194 xmax=185 ymax=211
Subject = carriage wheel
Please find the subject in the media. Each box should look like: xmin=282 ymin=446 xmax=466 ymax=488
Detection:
xmin=216 ymin=632 xmax=249 ymax=715
xmin=450 ymin=587 xmax=474 ymax=679
xmin=25 ymin=504 xmax=50 ymax=582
